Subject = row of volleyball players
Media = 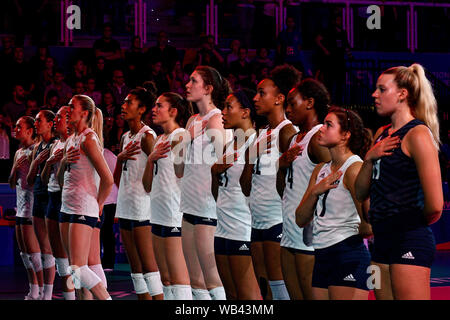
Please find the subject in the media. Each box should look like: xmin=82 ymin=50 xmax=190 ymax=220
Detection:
xmin=10 ymin=61 xmax=443 ymax=301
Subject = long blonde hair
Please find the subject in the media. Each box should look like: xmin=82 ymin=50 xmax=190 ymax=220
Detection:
xmin=382 ymin=63 xmax=440 ymax=147
xmin=72 ymin=94 xmax=104 ymax=148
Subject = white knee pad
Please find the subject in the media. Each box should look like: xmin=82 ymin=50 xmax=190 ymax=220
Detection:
xmin=71 ymin=265 xmax=102 ymax=290
xmin=143 ymin=272 xmax=163 ymax=296
xmin=209 ymin=286 xmax=226 ymax=300
xmin=42 ymin=254 xmax=55 ymax=269
xmin=131 ymin=273 xmax=149 ymax=294
xmin=192 ymin=288 xmax=212 ymax=300
xmin=269 ymin=280 xmax=290 ymax=300
xmin=89 ymin=264 xmax=107 ymax=289
xmin=172 ymin=285 xmax=193 ymax=300
xmin=29 ymin=253 xmax=43 ymax=273
xmin=163 ymin=285 xmax=174 ymax=300
xmin=20 ymin=252 xmax=33 ymax=270
xmin=55 ymin=258 xmax=71 ymax=277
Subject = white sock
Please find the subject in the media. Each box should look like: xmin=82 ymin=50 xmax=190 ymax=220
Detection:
xmin=89 ymin=264 xmax=107 ymax=289
xmin=172 ymin=285 xmax=193 ymax=300
xmin=163 ymin=285 xmax=174 ymax=300
xmin=30 ymin=283 xmax=40 ymax=299
xmin=62 ymin=290 xmax=76 ymax=300
xmin=269 ymin=280 xmax=290 ymax=300
xmin=191 ymin=288 xmax=211 ymax=300
xmin=43 ymin=284 xmax=53 ymax=300
xmin=209 ymin=286 xmax=226 ymax=300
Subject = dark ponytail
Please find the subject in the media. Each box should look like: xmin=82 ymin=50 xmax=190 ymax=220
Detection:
xmin=295 ymin=78 xmax=330 ymax=123
xmin=129 ymin=86 xmax=157 ymax=118
xmin=161 ymin=92 xmax=194 ymax=128
xmin=195 ymin=65 xmax=231 ymax=110
xmin=328 ymin=106 xmax=373 ymax=159
xmin=270 ymin=64 xmax=302 ymax=108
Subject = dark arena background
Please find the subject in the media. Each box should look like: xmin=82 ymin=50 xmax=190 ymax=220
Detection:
xmin=0 ymin=0 xmax=449 ymax=307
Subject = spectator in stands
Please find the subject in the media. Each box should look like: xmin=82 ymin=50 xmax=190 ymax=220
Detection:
xmin=103 ymin=115 xmax=115 ymax=155
xmin=44 ymin=68 xmax=72 ymax=106
xmin=251 ymin=47 xmax=274 ymax=75
xmin=0 ymin=114 xmax=11 ymax=182
xmin=25 ymin=96 xmax=40 ymax=117
xmin=7 ymin=46 xmax=34 ymax=96
xmin=41 ymin=89 xmax=60 ymax=114
xmin=237 ymin=0 xmax=256 ymax=48
xmin=124 ymin=36 xmax=145 ymax=88
xmin=100 ymin=90 xmax=118 ymax=119
xmin=73 ymin=81 xmax=85 ymax=95
xmin=0 ymin=35 xmax=15 ymax=64
xmin=91 ymin=56 xmax=110 ymax=91
xmin=110 ymin=112 xmax=126 ymax=154
xmin=276 ymin=16 xmax=305 ymax=75
xmin=196 ymin=34 xmax=225 ymax=72
xmin=36 ymin=56 xmax=56 ymax=103
xmin=93 ymin=23 xmax=123 ymax=69
xmin=315 ymin=12 xmax=353 ymax=105
xmin=84 ymin=77 xmax=102 ymax=106
xmin=2 ymin=84 xmax=27 ymax=124
xmin=229 ymin=47 xmax=252 ymax=88
xmin=168 ymin=60 xmax=189 ymax=96
xmin=66 ymin=59 xmax=88 ymax=88
xmin=226 ymin=39 xmax=241 ymax=69
xmin=146 ymin=60 xmax=170 ymax=96
xmin=146 ymin=31 xmax=179 ymax=74
xmin=110 ymin=69 xmax=130 ymax=106
xmin=30 ymin=43 xmax=51 ymax=77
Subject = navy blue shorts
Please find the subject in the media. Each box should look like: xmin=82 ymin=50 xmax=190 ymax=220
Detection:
xmin=312 ymin=235 xmax=371 ymax=291
xmin=282 ymin=246 xmax=315 ymax=256
xmin=46 ymin=191 xmax=62 ymax=221
xmin=32 ymin=193 xmax=49 ymax=219
xmin=214 ymin=237 xmax=252 ymax=256
xmin=59 ymin=212 xmax=98 ymax=228
xmin=95 ymin=213 xmax=105 ymax=229
xmin=183 ymin=213 xmax=217 ymax=226
xmin=251 ymin=223 xmax=283 ymax=243
xmin=151 ymin=223 xmax=182 ymax=237
xmin=118 ymin=218 xmax=151 ymax=231
xmin=16 ymin=217 xmax=33 ymax=226
xmin=371 ymin=226 xmax=435 ymax=268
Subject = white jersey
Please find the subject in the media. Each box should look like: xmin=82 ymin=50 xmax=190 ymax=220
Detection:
xmin=116 ymin=125 xmax=157 ymax=221
xmin=47 ymin=139 xmax=66 ymax=193
xmin=103 ymin=148 xmax=118 ymax=205
xmin=216 ymin=132 xmax=256 ymax=242
xmin=61 ymin=128 xmax=101 ymax=218
xmin=281 ymin=125 xmax=322 ymax=251
xmin=312 ymin=155 xmax=362 ymax=249
xmin=151 ymin=128 xmax=185 ymax=227
xmin=180 ymin=108 xmax=225 ymax=219
xmin=15 ymin=145 xmax=34 ymax=218
xmin=250 ymin=119 xmax=291 ymax=229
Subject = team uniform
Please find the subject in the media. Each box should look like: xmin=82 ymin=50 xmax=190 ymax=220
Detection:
xmin=15 ymin=145 xmax=34 ymax=226
xmin=180 ymin=109 xmax=224 ymax=225
xmin=151 ymin=128 xmax=185 ymax=237
xmin=281 ymin=124 xmax=322 ymax=254
xmin=214 ymin=132 xmax=256 ymax=256
xmin=250 ymin=119 xmax=291 ymax=242
xmin=369 ymin=119 xmax=435 ymax=268
xmin=115 ymin=125 xmax=157 ymax=229
xmin=311 ymin=155 xmax=370 ymax=290
xmin=46 ymin=139 xmax=65 ymax=222
xmin=32 ymin=138 xmax=57 ymax=219
xmin=60 ymin=128 xmax=101 ymax=228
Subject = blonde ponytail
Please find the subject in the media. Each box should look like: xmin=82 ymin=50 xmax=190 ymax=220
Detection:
xmin=382 ymin=63 xmax=440 ymax=147
xmin=408 ymin=64 xmax=440 ymax=147
xmin=91 ymin=107 xmax=104 ymax=149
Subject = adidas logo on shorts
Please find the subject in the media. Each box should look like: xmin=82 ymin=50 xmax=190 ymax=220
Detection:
xmin=171 ymin=227 xmax=179 ymax=233
xmin=239 ymin=244 xmax=249 ymax=251
xmin=277 ymin=233 xmax=282 ymax=239
xmin=78 ymin=216 xmax=86 ymax=221
xmin=401 ymin=252 xmax=415 ymax=260
xmin=343 ymin=274 xmax=356 ymax=282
